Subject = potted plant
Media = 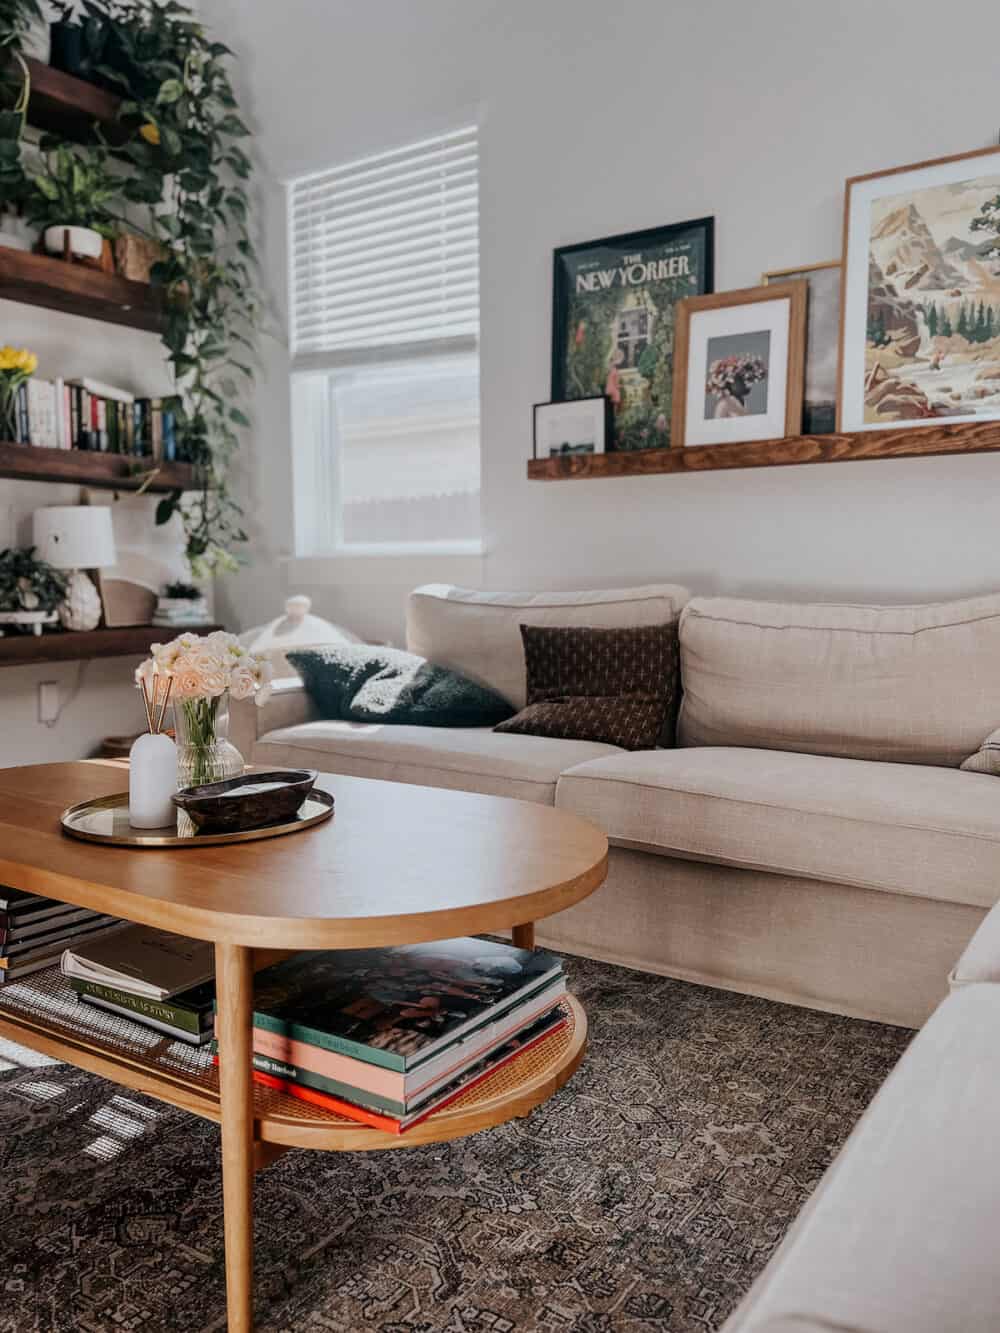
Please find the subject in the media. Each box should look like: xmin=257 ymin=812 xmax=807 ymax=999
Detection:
xmin=0 ymin=546 xmax=68 ymax=636
xmin=0 ymin=343 xmax=37 ymax=441
xmin=24 ymin=144 xmax=118 ymax=261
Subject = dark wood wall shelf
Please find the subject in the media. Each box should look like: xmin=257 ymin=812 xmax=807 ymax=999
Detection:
xmin=0 ymin=247 xmax=164 ymax=333
xmin=0 ymin=624 xmax=224 ymax=670
xmin=22 ymin=56 xmax=124 ymax=143
xmin=0 ymin=441 xmax=196 ymax=493
xmin=527 ymin=421 xmax=1000 ymax=480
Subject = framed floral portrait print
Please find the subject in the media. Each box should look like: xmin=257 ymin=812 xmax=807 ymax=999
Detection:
xmin=839 ymin=145 xmax=1000 ymax=432
xmin=671 ymin=282 xmax=807 ymax=448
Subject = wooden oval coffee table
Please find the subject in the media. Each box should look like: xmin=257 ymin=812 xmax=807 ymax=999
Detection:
xmin=0 ymin=762 xmax=609 ymax=1333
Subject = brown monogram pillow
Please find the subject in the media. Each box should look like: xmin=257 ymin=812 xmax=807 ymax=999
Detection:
xmin=494 ymin=622 xmax=680 ymax=751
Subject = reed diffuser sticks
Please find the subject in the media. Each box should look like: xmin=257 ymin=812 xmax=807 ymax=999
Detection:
xmin=139 ymin=673 xmax=173 ymax=735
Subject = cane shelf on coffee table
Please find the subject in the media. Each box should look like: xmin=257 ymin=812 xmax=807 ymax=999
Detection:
xmin=0 ymin=762 xmax=608 ymax=1333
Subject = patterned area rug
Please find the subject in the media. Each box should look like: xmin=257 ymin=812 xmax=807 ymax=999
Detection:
xmin=0 ymin=954 xmax=911 ymax=1333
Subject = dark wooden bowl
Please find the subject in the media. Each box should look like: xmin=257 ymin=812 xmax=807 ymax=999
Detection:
xmin=172 ymin=769 xmax=318 ymax=832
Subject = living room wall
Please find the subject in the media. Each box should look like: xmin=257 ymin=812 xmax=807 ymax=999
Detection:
xmin=213 ymin=0 xmax=1000 ymax=648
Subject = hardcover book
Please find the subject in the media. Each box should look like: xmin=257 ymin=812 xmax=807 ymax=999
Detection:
xmin=75 ymin=977 xmax=215 ymax=1045
xmin=249 ymin=938 xmax=563 ymax=1073
xmin=252 ymin=1007 xmax=569 ymax=1135
xmin=61 ymin=925 xmax=214 ymax=999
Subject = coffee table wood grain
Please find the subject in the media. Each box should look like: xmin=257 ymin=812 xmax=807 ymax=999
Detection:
xmin=0 ymin=762 xmax=608 ymax=1332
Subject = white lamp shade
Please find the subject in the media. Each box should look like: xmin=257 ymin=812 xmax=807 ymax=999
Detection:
xmin=33 ymin=506 xmax=118 ymax=570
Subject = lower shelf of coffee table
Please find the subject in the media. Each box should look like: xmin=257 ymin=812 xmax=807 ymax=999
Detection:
xmin=0 ymin=966 xmax=585 ymax=1152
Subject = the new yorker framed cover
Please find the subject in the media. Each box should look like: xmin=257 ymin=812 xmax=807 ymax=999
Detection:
xmin=551 ymin=218 xmax=714 ymax=451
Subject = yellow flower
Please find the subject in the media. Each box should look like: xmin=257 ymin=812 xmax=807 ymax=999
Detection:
xmin=0 ymin=346 xmax=37 ymax=375
xmin=140 ymin=123 xmax=161 ymax=146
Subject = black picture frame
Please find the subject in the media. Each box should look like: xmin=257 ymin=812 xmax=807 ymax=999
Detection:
xmin=551 ymin=217 xmax=715 ymax=451
xmin=532 ymin=395 xmax=612 ymax=460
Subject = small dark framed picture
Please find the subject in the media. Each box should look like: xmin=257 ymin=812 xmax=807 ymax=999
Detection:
xmin=533 ymin=396 xmax=611 ymax=459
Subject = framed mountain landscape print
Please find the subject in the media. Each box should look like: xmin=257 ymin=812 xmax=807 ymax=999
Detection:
xmin=839 ymin=145 xmax=1000 ymax=432
xmin=551 ymin=218 xmax=714 ymax=451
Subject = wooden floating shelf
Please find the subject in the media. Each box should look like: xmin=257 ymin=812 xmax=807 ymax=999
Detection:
xmin=0 ymin=441 xmax=196 ymax=492
xmin=0 ymin=624 xmax=224 ymax=670
xmin=22 ymin=56 xmax=124 ymax=143
xmin=527 ymin=420 xmax=1000 ymax=480
xmin=0 ymin=247 xmax=165 ymax=333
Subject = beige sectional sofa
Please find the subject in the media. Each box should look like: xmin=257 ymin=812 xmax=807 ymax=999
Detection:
xmin=722 ymin=898 xmax=1000 ymax=1331
xmin=232 ymin=583 xmax=1000 ymax=1029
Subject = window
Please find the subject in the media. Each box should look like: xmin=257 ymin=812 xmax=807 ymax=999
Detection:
xmin=288 ymin=126 xmax=480 ymax=555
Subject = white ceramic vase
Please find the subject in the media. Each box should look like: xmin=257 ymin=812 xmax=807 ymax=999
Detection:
xmin=59 ymin=569 xmax=103 ymax=632
xmin=44 ymin=225 xmax=103 ymax=261
xmin=129 ymin=732 xmax=178 ymax=828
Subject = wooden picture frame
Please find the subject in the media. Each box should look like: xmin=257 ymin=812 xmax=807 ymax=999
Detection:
xmin=671 ymin=282 xmax=807 ymax=448
xmin=550 ymin=218 xmax=714 ymax=451
xmin=763 ymin=260 xmax=840 ymax=435
xmin=837 ymin=144 xmax=1000 ymax=433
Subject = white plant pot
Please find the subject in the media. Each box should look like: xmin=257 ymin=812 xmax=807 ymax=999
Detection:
xmin=44 ymin=225 xmax=103 ymax=261
xmin=0 ymin=610 xmax=58 ymax=637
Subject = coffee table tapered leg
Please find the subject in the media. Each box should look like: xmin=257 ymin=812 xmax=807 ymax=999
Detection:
xmin=512 ymin=923 xmax=535 ymax=950
xmin=216 ymin=941 xmax=255 ymax=1332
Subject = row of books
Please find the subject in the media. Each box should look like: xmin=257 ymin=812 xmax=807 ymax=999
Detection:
xmin=6 ymin=376 xmax=181 ymax=460
xmin=0 ymin=886 xmax=124 ymax=983
xmin=58 ymin=927 xmax=567 ymax=1136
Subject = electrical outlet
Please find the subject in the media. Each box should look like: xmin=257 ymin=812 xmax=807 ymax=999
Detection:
xmin=38 ymin=681 xmax=60 ymax=726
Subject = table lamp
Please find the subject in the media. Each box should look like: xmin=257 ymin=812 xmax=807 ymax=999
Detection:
xmin=32 ymin=506 xmax=117 ymax=632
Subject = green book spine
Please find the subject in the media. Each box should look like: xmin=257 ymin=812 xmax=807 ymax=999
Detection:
xmin=251 ymin=1052 xmax=403 ymax=1116
xmin=249 ymin=1011 xmax=405 ymax=1072
xmin=71 ymin=979 xmax=206 ymax=1036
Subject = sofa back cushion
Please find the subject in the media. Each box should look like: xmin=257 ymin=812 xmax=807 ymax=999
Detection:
xmin=677 ymin=593 xmax=1000 ymax=766
xmin=407 ymin=583 xmax=690 ymax=709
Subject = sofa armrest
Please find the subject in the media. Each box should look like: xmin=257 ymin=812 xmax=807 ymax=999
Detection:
xmin=230 ymin=677 xmax=319 ymax=764
xmin=950 ymin=901 xmax=1000 ymax=988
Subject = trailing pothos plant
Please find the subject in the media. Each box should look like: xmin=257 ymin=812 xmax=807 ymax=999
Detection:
xmin=1 ymin=0 xmax=256 ymax=580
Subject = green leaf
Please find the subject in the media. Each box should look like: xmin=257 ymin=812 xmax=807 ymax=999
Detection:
xmin=157 ymin=78 xmax=184 ymax=105
xmin=229 ymin=408 xmax=251 ymax=429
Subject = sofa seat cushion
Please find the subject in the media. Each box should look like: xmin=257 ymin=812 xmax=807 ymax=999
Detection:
xmin=556 ymin=746 xmax=1000 ymax=907
xmin=254 ymin=722 xmax=623 ymax=805
xmin=722 ymin=985 xmax=1000 ymax=1332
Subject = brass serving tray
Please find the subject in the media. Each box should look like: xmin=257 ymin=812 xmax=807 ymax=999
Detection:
xmin=60 ymin=788 xmax=335 ymax=848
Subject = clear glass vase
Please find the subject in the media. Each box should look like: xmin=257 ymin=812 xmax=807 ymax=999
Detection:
xmin=172 ymin=691 xmax=245 ymax=789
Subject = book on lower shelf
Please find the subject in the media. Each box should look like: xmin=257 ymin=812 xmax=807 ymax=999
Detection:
xmin=244 ymin=1007 xmax=569 ymax=1134
xmin=0 ymin=886 xmax=123 ymax=983
xmin=215 ymin=936 xmax=567 ymax=1133
xmin=61 ymin=924 xmax=215 ymax=999
xmin=73 ymin=977 xmax=216 ymax=1046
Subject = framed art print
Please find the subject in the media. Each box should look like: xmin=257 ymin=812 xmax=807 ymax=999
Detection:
xmin=533 ymin=396 xmax=610 ymax=459
xmin=763 ymin=260 xmax=840 ymax=434
xmin=672 ymin=282 xmax=807 ymax=448
xmin=551 ymin=218 xmax=714 ymax=452
xmin=839 ymin=145 xmax=1000 ymax=432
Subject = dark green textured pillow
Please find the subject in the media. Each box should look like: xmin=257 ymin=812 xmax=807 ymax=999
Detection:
xmin=287 ymin=646 xmax=514 ymax=727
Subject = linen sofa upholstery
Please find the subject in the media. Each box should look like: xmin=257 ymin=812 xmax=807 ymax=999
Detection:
xmin=406 ymin=582 xmax=690 ymax=708
xmin=723 ymin=899 xmax=1000 ymax=1332
xmin=721 ymin=982 xmax=1000 ymax=1333
xmin=678 ymin=592 xmax=1000 ymax=766
xmin=252 ymin=720 xmax=623 ymax=804
xmin=555 ymin=746 xmax=1000 ymax=908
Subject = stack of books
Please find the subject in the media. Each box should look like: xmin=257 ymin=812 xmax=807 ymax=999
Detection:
xmin=7 ymin=376 xmax=179 ymax=460
xmin=0 ymin=886 xmax=122 ymax=984
xmin=232 ymin=937 xmax=568 ymax=1134
xmin=61 ymin=924 xmax=216 ymax=1046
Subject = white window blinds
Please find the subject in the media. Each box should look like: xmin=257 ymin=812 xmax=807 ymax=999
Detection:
xmin=289 ymin=126 xmax=479 ymax=367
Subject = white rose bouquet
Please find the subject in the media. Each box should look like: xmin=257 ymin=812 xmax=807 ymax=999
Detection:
xmin=136 ymin=631 xmax=274 ymax=787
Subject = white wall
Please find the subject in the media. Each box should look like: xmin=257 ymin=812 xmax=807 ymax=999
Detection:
xmin=211 ymin=0 xmax=1000 ymax=649
xmin=0 ymin=302 xmax=172 ymax=763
